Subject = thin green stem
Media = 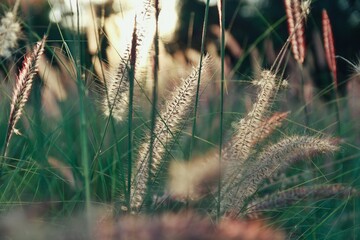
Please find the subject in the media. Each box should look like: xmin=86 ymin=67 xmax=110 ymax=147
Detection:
xmin=88 ymin=23 xmax=125 ymax=206
xmin=75 ymin=0 xmax=90 ymax=226
xmin=189 ymin=0 xmax=210 ymax=160
xmin=217 ymin=0 xmax=225 ymax=221
xmin=229 ymin=16 xmax=286 ymax=79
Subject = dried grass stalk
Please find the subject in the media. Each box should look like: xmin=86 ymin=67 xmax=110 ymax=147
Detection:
xmin=3 ymin=36 xmax=46 ymax=156
xmin=130 ymin=55 xmax=212 ymax=212
xmin=168 ymin=112 xmax=288 ymax=202
xmin=245 ymin=184 xmax=357 ymax=219
xmin=223 ymin=135 xmax=338 ymax=216
xmin=322 ymin=9 xmax=337 ymax=87
xmin=254 ymin=111 xmax=289 ymax=145
xmin=222 ymin=71 xmax=287 ymax=192
xmin=102 ymin=1 xmax=153 ymax=122
xmin=228 ymin=71 xmax=284 ymax=162
xmin=284 ymin=0 xmax=307 ymax=64
xmin=102 ymin=51 xmax=130 ymax=121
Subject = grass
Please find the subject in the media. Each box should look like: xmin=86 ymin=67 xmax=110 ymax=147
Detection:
xmin=0 ymin=0 xmax=359 ymax=239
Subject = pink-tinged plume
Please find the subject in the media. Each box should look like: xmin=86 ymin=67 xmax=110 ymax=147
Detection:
xmin=322 ymin=10 xmax=337 ymax=87
xmin=4 ymin=36 xmax=46 ymax=155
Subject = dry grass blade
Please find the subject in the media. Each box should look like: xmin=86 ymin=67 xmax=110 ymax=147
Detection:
xmin=322 ymin=9 xmax=337 ymax=87
xmin=284 ymin=0 xmax=306 ymax=64
xmin=3 ymin=36 xmax=46 ymax=156
xmin=245 ymin=184 xmax=357 ymax=219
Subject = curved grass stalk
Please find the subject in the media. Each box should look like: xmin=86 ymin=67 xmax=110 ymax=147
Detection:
xmin=223 ymin=135 xmax=338 ymax=217
xmin=3 ymin=36 xmax=46 ymax=157
xmin=245 ymin=184 xmax=357 ymax=219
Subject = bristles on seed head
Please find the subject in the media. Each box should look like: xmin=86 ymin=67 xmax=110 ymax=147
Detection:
xmin=0 ymin=12 xmax=21 ymax=58
xmin=4 ymin=36 xmax=46 ymax=154
xmin=130 ymin=55 xmax=213 ymax=212
xmin=229 ymin=70 xmax=286 ymax=163
xmin=245 ymin=184 xmax=356 ymax=219
xmin=222 ymin=135 xmax=338 ymax=216
xmin=322 ymin=9 xmax=337 ymax=88
xmin=251 ymin=111 xmax=290 ymax=146
xmin=102 ymin=56 xmax=130 ymax=122
xmin=284 ymin=0 xmax=307 ymax=64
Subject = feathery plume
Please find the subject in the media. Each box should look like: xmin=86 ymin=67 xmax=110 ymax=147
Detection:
xmin=168 ymin=152 xmax=220 ymax=201
xmin=102 ymin=54 xmax=130 ymax=122
xmin=3 ymin=36 xmax=46 ymax=156
xmin=222 ymin=135 xmax=338 ymax=216
xmin=284 ymin=0 xmax=309 ymax=64
xmin=245 ymin=184 xmax=357 ymax=219
xmin=102 ymin=1 xmax=153 ymax=122
xmin=0 ymin=12 xmax=21 ymax=58
xmin=253 ymin=111 xmax=290 ymax=146
xmin=223 ymin=70 xmax=287 ymax=185
xmin=102 ymin=17 xmax=138 ymax=122
xmin=230 ymin=71 xmax=287 ymax=162
xmin=219 ymin=71 xmax=287 ymax=215
xmin=322 ymin=9 xmax=337 ymax=87
xmin=168 ymin=112 xmax=288 ymax=203
xmin=130 ymin=55 xmax=212 ymax=212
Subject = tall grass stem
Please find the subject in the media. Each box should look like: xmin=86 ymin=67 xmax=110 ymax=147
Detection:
xmin=189 ymin=0 xmax=210 ymax=160
xmin=147 ymin=0 xmax=160 ymax=212
xmin=127 ymin=19 xmax=138 ymax=209
xmin=75 ymin=0 xmax=91 ymax=224
xmin=217 ymin=0 xmax=225 ymax=221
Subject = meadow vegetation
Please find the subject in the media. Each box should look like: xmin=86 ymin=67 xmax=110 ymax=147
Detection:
xmin=0 ymin=0 xmax=359 ymax=239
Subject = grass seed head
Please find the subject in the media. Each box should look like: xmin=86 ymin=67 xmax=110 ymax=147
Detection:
xmin=4 ymin=36 xmax=46 ymax=155
xmin=0 ymin=12 xmax=21 ymax=58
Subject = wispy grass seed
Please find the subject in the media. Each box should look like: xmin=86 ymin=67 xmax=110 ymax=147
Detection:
xmin=3 ymin=36 xmax=46 ymax=156
xmin=130 ymin=55 xmax=212 ymax=212
xmin=0 ymin=12 xmax=21 ymax=58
